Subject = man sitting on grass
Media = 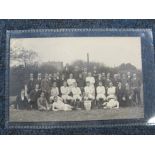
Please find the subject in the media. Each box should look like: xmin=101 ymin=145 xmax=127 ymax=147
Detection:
xmin=37 ymin=92 xmax=49 ymax=111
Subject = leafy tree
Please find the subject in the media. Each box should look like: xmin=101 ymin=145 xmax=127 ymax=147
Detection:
xmin=10 ymin=47 xmax=38 ymax=68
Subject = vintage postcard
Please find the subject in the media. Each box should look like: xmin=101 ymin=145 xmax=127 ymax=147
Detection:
xmin=7 ymin=29 xmax=147 ymax=123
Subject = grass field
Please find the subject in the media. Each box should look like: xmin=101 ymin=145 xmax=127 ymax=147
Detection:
xmin=9 ymin=106 xmax=144 ymax=122
xmin=9 ymin=96 xmax=144 ymax=122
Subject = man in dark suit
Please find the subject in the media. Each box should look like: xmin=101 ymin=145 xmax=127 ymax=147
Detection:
xmin=77 ymin=73 xmax=85 ymax=93
xmin=116 ymin=82 xmax=125 ymax=107
xmin=27 ymin=73 xmax=35 ymax=95
xmin=35 ymin=73 xmax=42 ymax=88
xmin=29 ymin=84 xmax=41 ymax=109
xmin=131 ymin=73 xmax=141 ymax=105
xmin=41 ymin=73 xmax=51 ymax=102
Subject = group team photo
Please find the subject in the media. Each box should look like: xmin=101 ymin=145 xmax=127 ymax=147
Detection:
xmin=9 ymin=37 xmax=144 ymax=122
xmin=16 ymin=69 xmax=142 ymax=111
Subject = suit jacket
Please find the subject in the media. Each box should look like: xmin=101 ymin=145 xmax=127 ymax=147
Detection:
xmin=27 ymin=80 xmax=35 ymax=94
xmin=41 ymin=79 xmax=51 ymax=93
xmin=29 ymin=89 xmax=41 ymax=102
xmin=16 ymin=95 xmax=29 ymax=110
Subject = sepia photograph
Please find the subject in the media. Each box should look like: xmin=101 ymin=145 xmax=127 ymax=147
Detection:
xmin=9 ymin=36 xmax=144 ymax=122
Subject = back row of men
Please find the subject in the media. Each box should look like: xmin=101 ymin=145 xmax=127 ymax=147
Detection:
xmin=27 ymin=72 xmax=141 ymax=93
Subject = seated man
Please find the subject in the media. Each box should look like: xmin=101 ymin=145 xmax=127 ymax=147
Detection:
xmin=84 ymin=81 xmax=95 ymax=100
xmin=96 ymin=81 xmax=106 ymax=101
xmin=104 ymin=81 xmax=119 ymax=109
xmin=71 ymin=82 xmax=82 ymax=101
xmin=60 ymin=81 xmax=73 ymax=103
xmin=37 ymin=92 xmax=49 ymax=111
xmin=50 ymin=82 xmax=59 ymax=102
xmin=52 ymin=96 xmax=73 ymax=111
xmin=15 ymin=88 xmax=29 ymax=110
xmin=107 ymin=81 xmax=117 ymax=101
xmin=29 ymin=84 xmax=41 ymax=109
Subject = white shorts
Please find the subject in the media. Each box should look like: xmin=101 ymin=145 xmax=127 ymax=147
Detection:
xmin=84 ymin=94 xmax=95 ymax=100
xmin=61 ymin=95 xmax=73 ymax=101
xmin=107 ymin=94 xmax=116 ymax=100
xmin=73 ymin=95 xmax=82 ymax=101
xmin=96 ymin=94 xmax=106 ymax=100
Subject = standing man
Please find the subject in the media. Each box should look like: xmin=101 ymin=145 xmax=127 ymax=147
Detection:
xmin=121 ymin=73 xmax=127 ymax=87
xmin=41 ymin=73 xmax=51 ymax=102
xmin=27 ymin=73 xmax=35 ymax=95
xmin=67 ymin=73 xmax=76 ymax=89
xmin=82 ymin=68 xmax=88 ymax=82
xmin=116 ymin=82 xmax=125 ymax=107
xmin=96 ymin=74 xmax=102 ymax=87
xmin=86 ymin=72 xmax=95 ymax=87
xmin=105 ymin=73 xmax=111 ymax=88
xmin=59 ymin=74 xmax=66 ymax=89
xmin=101 ymin=72 xmax=106 ymax=87
xmin=35 ymin=73 xmax=42 ymax=88
xmin=93 ymin=66 xmax=98 ymax=81
xmin=52 ymin=73 xmax=59 ymax=87
xmin=127 ymin=72 xmax=132 ymax=87
xmin=131 ymin=73 xmax=141 ymax=105
xmin=74 ymin=66 xmax=80 ymax=79
xmin=77 ymin=73 xmax=85 ymax=93
xmin=112 ymin=74 xmax=120 ymax=87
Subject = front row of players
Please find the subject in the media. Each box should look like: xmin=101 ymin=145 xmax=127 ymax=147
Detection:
xmin=16 ymin=81 xmax=120 ymax=111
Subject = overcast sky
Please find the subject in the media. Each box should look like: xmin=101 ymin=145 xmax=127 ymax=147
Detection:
xmin=10 ymin=37 xmax=142 ymax=69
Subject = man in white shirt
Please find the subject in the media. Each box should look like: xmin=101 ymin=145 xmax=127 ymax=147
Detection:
xmin=85 ymin=72 xmax=95 ymax=87
xmin=50 ymin=82 xmax=59 ymax=102
xmin=60 ymin=81 xmax=73 ymax=103
xmin=103 ymin=81 xmax=119 ymax=109
xmin=107 ymin=81 xmax=117 ymax=101
xmin=84 ymin=81 xmax=95 ymax=100
xmin=96 ymin=81 xmax=106 ymax=101
xmin=67 ymin=73 xmax=76 ymax=88
xmin=71 ymin=82 xmax=82 ymax=101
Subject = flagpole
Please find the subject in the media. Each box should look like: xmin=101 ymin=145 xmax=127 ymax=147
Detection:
xmin=87 ymin=52 xmax=89 ymax=72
